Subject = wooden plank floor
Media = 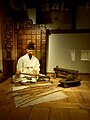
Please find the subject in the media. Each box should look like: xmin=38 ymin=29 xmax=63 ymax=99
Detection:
xmin=0 ymin=75 xmax=90 ymax=120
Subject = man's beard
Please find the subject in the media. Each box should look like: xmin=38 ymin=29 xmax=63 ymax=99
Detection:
xmin=28 ymin=54 xmax=32 ymax=59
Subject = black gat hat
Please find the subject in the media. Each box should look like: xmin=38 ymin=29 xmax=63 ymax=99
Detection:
xmin=27 ymin=42 xmax=35 ymax=50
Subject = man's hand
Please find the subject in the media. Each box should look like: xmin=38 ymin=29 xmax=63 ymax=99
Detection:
xmin=16 ymin=70 xmax=20 ymax=75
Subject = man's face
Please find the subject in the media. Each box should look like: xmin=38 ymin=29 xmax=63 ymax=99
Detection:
xmin=27 ymin=49 xmax=34 ymax=56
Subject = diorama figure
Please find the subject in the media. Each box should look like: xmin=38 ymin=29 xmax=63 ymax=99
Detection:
xmin=12 ymin=42 xmax=40 ymax=84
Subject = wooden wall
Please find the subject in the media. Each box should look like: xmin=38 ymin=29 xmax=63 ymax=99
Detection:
xmin=0 ymin=2 xmax=15 ymax=81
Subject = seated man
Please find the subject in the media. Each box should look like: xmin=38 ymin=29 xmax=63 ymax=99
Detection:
xmin=12 ymin=42 xmax=40 ymax=84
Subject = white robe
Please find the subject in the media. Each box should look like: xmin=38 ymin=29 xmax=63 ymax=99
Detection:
xmin=17 ymin=53 xmax=40 ymax=74
xmin=12 ymin=54 xmax=40 ymax=83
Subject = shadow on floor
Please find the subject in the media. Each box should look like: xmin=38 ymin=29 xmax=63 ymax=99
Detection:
xmin=57 ymin=82 xmax=81 ymax=88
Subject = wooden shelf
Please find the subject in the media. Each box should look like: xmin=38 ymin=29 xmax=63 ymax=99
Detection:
xmin=17 ymin=26 xmax=48 ymax=74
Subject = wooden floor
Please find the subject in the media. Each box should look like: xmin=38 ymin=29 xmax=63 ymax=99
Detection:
xmin=0 ymin=75 xmax=90 ymax=120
